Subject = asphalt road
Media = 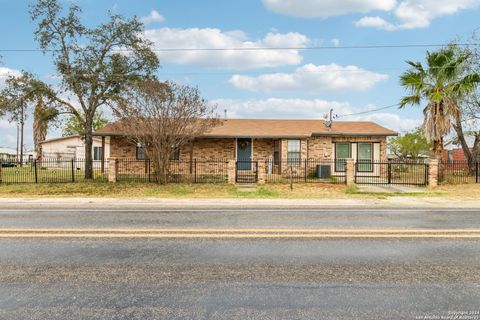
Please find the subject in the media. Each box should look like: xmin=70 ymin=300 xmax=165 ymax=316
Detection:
xmin=0 ymin=208 xmax=479 ymax=320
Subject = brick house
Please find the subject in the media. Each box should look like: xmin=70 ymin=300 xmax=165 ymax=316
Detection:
xmin=94 ymin=119 xmax=397 ymax=179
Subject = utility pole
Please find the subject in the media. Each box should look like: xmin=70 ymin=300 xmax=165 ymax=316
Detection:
xmin=16 ymin=124 xmax=19 ymax=163
xmin=19 ymin=103 xmax=24 ymax=166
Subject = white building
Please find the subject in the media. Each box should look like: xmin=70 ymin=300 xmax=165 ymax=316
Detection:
xmin=40 ymin=135 xmax=110 ymax=160
xmin=0 ymin=147 xmax=35 ymax=162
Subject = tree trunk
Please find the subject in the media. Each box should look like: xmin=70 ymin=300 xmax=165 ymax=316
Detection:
xmin=151 ymin=152 xmax=170 ymax=185
xmin=33 ymin=98 xmax=48 ymax=162
xmin=433 ymin=139 xmax=444 ymax=161
xmin=84 ymin=118 xmax=94 ymax=180
xmin=453 ymin=115 xmax=476 ymax=173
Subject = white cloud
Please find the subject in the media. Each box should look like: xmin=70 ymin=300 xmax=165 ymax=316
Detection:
xmin=144 ymin=28 xmax=309 ymax=69
xmin=354 ymin=16 xmax=397 ymax=31
xmin=262 ymin=0 xmax=396 ymax=18
xmin=356 ymin=0 xmax=480 ymax=30
xmin=140 ymin=9 xmax=165 ymax=25
xmin=213 ymin=98 xmax=419 ymax=132
xmin=229 ymin=63 xmax=388 ymax=93
xmin=0 ymin=67 xmax=21 ymax=88
xmin=212 ymin=98 xmax=353 ymax=119
xmin=351 ymin=112 xmax=421 ymax=132
xmin=331 ymin=38 xmax=340 ymax=47
xmin=0 ymin=119 xmax=16 ymax=129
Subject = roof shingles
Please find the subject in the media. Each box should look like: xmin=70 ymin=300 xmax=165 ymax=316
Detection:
xmin=94 ymin=119 xmax=397 ymax=138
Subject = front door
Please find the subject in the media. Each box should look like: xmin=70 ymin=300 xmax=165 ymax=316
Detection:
xmin=237 ymin=138 xmax=252 ymax=170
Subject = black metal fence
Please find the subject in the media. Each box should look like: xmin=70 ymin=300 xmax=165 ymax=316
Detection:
xmin=438 ymin=160 xmax=479 ymax=184
xmin=354 ymin=160 xmax=428 ymax=185
xmin=116 ymin=159 xmax=228 ymax=183
xmin=264 ymin=160 xmax=346 ymax=184
xmin=0 ymin=158 xmax=108 ymax=184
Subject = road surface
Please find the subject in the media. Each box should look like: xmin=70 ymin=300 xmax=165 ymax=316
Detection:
xmin=0 ymin=207 xmax=479 ymax=319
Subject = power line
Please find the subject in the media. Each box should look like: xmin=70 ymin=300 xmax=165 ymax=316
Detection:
xmin=337 ymin=104 xmax=400 ymax=118
xmin=0 ymin=43 xmax=478 ymax=53
xmin=0 ymin=64 xmax=473 ymax=78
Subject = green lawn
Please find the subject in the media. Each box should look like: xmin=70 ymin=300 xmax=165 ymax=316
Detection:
xmin=1 ymin=166 xmax=107 ymax=183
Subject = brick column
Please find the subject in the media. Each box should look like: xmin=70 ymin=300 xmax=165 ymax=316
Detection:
xmin=428 ymin=159 xmax=438 ymax=187
xmin=227 ymin=160 xmax=236 ymax=184
xmin=257 ymin=160 xmax=266 ymax=184
xmin=108 ymin=158 xmax=118 ymax=183
xmin=346 ymin=158 xmax=355 ymax=186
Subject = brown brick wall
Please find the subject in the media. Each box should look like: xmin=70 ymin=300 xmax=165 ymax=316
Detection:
xmin=253 ymin=139 xmax=275 ymax=160
xmin=307 ymin=136 xmax=333 ymax=160
xmin=109 ymin=135 xmax=389 ymax=175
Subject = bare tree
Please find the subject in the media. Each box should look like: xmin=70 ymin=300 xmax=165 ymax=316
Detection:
xmin=113 ymin=81 xmax=220 ymax=184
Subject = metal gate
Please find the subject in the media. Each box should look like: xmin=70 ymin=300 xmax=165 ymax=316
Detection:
xmin=354 ymin=161 xmax=428 ymax=185
xmin=235 ymin=161 xmax=258 ymax=183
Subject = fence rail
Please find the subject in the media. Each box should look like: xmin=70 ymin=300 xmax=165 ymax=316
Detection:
xmin=264 ymin=160 xmax=346 ymax=184
xmin=354 ymin=161 xmax=428 ymax=185
xmin=438 ymin=160 xmax=479 ymax=184
xmin=116 ymin=159 xmax=228 ymax=184
xmin=0 ymin=158 xmax=108 ymax=184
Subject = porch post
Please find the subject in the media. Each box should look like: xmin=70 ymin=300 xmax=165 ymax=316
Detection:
xmin=346 ymin=158 xmax=355 ymax=186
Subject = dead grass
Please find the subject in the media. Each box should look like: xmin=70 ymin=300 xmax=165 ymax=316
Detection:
xmin=0 ymin=181 xmax=477 ymax=199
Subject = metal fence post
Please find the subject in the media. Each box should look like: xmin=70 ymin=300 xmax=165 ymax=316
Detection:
xmin=148 ymin=159 xmax=151 ymax=183
xmin=194 ymin=159 xmax=197 ymax=183
xmin=475 ymin=161 xmax=480 ymax=183
xmin=387 ymin=160 xmax=392 ymax=184
xmin=34 ymin=160 xmax=38 ymax=184
xmin=304 ymin=159 xmax=307 ymax=183
xmin=71 ymin=159 xmax=75 ymax=182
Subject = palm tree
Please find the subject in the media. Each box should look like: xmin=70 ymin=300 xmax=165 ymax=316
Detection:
xmin=399 ymin=46 xmax=479 ymax=161
xmin=0 ymin=72 xmax=58 ymax=161
xmin=33 ymin=96 xmax=58 ymax=160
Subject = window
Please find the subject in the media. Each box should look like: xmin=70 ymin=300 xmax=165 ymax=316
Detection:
xmin=93 ymin=147 xmax=103 ymax=161
xmin=136 ymin=145 xmax=147 ymax=160
xmin=273 ymin=140 xmax=280 ymax=165
xmin=287 ymin=140 xmax=301 ymax=164
xmin=357 ymin=143 xmax=373 ymax=172
xmin=170 ymin=148 xmax=180 ymax=161
xmin=335 ymin=143 xmax=350 ymax=172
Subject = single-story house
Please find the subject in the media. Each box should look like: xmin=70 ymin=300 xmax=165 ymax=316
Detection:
xmin=40 ymin=135 xmax=110 ymax=160
xmin=94 ymin=119 xmax=397 ymax=176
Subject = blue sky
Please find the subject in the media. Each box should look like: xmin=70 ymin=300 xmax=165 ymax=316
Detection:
xmin=1 ymin=0 xmax=480 ymax=150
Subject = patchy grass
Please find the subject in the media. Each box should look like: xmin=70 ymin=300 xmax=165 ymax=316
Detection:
xmin=0 ymin=182 xmax=350 ymax=199
xmin=0 ymin=181 xmax=477 ymax=199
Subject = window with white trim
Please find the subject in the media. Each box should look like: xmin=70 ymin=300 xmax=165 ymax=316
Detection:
xmin=287 ymin=140 xmax=301 ymax=164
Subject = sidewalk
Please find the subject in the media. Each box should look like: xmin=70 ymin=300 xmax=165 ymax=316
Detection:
xmin=1 ymin=197 xmax=480 ymax=209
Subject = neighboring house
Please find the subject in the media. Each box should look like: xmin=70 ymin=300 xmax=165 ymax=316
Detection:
xmin=40 ymin=135 xmax=110 ymax=160
xmin=94 ymin=119 xmax=397 ymax=175
xmin=0 ymin=147 xmax=35 ymax=162
xmin=444 ymin=136 xmax=478 ymax=162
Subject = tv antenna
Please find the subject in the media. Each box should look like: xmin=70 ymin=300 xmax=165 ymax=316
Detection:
xmin=323 ymin=108 xmax=338 ymax=128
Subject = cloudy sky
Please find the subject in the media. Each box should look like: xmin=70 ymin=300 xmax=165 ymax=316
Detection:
xmin=1 ymin=0 xmax=480 ymax=149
